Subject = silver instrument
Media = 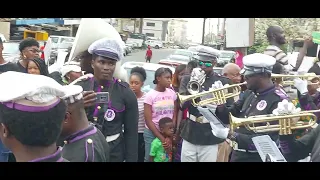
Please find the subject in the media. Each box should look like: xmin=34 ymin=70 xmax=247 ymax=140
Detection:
xmin=187 ymin=68 xmax=206 ymax=95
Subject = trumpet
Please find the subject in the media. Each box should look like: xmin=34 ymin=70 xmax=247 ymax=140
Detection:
xmin=271 ymin=74 xmax=320 ymax=85
xmin=229 ymin=110 xmax=320 ymax=135
xmin=179 ymin=82 xmax=247 ymax=106
xmin=187 ymin=68 xmax=206 ymax=95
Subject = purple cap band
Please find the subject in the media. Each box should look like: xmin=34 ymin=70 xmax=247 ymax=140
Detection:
xmin=2 ymin=99 xmax=61 ymax=112
xmin=92 ymin=49 xmax=119 ymax=61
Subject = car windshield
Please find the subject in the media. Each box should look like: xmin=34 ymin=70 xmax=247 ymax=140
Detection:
xmin=3 ymin=43 xmax=19 ymax=54
xmin=220 ymin=52 xmax=235 ymax=58
xmin=173 ymin=50 xmax=192 ymax=57
xmin=125 ymin=68 xmax=155 ymax=93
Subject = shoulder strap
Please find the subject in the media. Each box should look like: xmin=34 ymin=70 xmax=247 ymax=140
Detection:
xmin=85 ymin=138 xmax=95 ymax=162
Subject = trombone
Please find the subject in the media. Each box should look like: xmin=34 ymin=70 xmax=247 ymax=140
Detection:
xmin=178 ymin=82 xmax=247 ymax=106
xmin=229 ymin=110 xmax=320 ymax=135
xmin=271 ymin=74 xmax=320 ymax=86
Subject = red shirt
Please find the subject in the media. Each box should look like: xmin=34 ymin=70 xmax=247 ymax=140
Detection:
xmin=146 ymin=49 xmax=152 ymax=57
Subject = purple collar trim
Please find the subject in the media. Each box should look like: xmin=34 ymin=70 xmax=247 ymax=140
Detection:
xmin=2 ymin=99 xmax=61 ymax=112
xmin=29 ymin=147 xmax=64 ymax=162
xmin=64 ymin=125 xmax=97 ymax=144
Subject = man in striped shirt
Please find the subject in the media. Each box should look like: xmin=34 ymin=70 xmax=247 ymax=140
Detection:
xmin=264 ymin=26 xmax=309 ymax=74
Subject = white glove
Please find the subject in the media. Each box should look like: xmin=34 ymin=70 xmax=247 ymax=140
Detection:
xmin=293 ymin=78 xmax=308 ymax=94
xmin=272 ymin=99 xmax=301 ymax=116
xmin=210 ymin=122 xmax=229 ymax=139
xmin=190 ymin=68 xmax=205 ymax=82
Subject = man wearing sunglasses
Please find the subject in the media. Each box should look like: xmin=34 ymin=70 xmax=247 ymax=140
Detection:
xmin=179 ymin=46 xmax=234 ymax=162
xmin=215 ymin=53 xmax=289 ymax=162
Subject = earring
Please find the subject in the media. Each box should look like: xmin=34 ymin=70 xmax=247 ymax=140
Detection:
xmin=23 ymin=55 xmax=27 ymax=59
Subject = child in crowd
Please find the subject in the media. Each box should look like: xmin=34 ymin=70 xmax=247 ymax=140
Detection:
xmin=149 ymin=117 xmax=174 ymax=162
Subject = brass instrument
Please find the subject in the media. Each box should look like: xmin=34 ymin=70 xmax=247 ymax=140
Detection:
xmin=187 ymin=68 xmax=206 ymax=95
xmin=229 ymin=110 xmax=320 ymax=135
xmin=271 ymin=74 xmax=320 ymax=86
xmin=179 ymin=82 xmax=247 ymax=106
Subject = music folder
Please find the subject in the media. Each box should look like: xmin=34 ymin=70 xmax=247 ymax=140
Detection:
xmin=252 ymin=135 xmax=287 ymax=162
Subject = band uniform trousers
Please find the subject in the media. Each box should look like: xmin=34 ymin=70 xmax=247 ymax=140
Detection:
xmin=181 ymin=139 xmax=218 ymax=162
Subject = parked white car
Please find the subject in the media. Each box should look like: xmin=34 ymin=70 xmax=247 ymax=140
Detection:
xmin=145 ymin=40 xmax=163 ymax=49
xmin=121 ymin=62 xmax=175 ymax=93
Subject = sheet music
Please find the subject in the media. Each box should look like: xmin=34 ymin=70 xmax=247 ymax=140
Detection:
xmin=252 ymin=135 xmax=287 ymax=162
xmin=198 ymin=106 xmax=229 ymax=139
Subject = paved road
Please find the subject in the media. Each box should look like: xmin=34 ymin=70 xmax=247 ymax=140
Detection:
xmin=122 ymin=48 xmax=175 ymax=65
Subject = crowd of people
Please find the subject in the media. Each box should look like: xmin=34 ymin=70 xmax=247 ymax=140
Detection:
xmin=1 ymin=24 xmax=320 ymax=162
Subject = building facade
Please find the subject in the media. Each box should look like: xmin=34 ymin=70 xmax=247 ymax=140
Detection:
xmin=142 ymin=18 xmax=171 ymax=41
xmin=167 ymin=18 xmax=188 ymax=44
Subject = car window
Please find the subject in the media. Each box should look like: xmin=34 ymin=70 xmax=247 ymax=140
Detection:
xmin=50 ymin=37 xmax=59 ymax=43
xmin=3 ymin=43 xmax=19 ymax=54
xmin=125 ymin=68 xmax=156 ymax=93
xmin=61 ymin=38 xmax=74 ymax=43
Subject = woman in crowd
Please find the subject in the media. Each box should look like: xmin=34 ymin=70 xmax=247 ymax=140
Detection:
xmin=129 ymin=66 xmax=147 ymax=162
xmin=144 ymin=67 xmax=178 ymax=162
xmin=17 ymin=38 xmax=40 ymax=73
xmin=172 ymin=64 xmax=186 ymax=92
xmin=27 ymin=58 xmax=50 ymax=76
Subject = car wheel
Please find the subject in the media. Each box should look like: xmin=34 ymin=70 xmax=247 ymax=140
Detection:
xmin=155 ymin=45 xmax=159 ymax=49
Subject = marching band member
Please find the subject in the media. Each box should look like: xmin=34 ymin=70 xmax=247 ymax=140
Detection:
xmin=279 ymin=120 xmax=320 ymax=162
xmin=216 ymin=53 xmax=289 ymax=162
xmin=215 ymin=63 xmax=242 ymax=162
xmin=293 ymin=73 xmax=320 ymax=122
xmin=80 ymin=38 xmax=139 ymax=162
xmin=289 ymin=73 xmax=320 ymax=140
xmin=179 ymin=46 xmax=233 ymax=162
xmin=0 ymin=71 xmax=81 ymax=162
xmin=278 ymin=100 xmax=320 ymax=162
xmin=60 ymin=86 xmax=110 ymax=162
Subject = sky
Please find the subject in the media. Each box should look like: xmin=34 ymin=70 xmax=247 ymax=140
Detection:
xmin=184 ymin=18 xmax=220 ymax=43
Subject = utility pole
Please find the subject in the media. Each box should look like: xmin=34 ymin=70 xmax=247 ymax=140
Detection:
xmin=221 ymin=18 xmax=226 ymax=50
xmin=202 ymin=18 xmax=207 ymax=45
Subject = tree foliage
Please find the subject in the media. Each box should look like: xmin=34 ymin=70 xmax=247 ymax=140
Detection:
xmin=249 ymin=18 xmax=319 ymax=53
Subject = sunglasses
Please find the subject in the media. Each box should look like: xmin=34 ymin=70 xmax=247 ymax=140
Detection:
xmin=199 ymin=61 xmax=213 ymax=67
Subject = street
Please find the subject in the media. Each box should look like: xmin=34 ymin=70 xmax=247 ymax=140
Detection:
xmin=122 ymin=48 xmax=175 ymax=65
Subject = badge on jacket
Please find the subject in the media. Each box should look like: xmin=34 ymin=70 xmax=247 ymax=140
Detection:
xmin=256 ymin=100 xmax=267 ymax=111
xmin=104 ymin=109 xmax=116 ymax=121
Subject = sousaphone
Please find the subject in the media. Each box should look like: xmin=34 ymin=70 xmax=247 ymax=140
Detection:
xmin=68 ymin=18 xmax=128 ymax=82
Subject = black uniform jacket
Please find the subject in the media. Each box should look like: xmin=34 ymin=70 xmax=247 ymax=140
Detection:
xmin=28 ymin=147 xmax=69 ymax=162
xmin=179 ymin=72 xmax=234 ymax=145
xmin=216 ymin=85 xmax=288 ymax=151
xmin=62 ymin=125 xmax=110 ymax=162
xmin=280 ymin=124 xmax=320 ymax=162
xmin=76 ymin=77 xmax=138 ymax=162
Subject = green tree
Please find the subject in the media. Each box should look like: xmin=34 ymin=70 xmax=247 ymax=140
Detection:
xmin=249 ymin=18 xmax=318 ymax=53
